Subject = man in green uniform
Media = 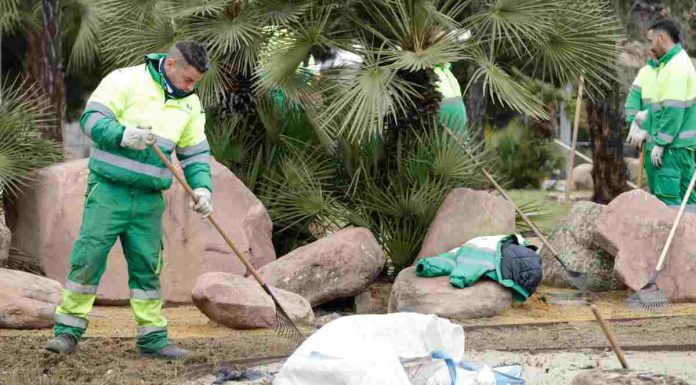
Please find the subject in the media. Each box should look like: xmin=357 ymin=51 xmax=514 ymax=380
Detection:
xmin=626 ymin=19 xmax=696 ymax=205
xmin=45 ymin=41 xmax=214 ymax=360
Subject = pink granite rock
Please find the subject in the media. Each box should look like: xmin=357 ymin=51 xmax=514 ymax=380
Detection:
xmin=388 ymin=267 xmax=513 ymax=319
xmin=417 ymin=188 xmax=516 ymax=260
xmin=595 ymin=190 xmax=696 ymax=301
xmin=0 ymin=268 xmax=62 ymax=329
xmin=9 ymin=158 xmax=276 ymax=304
xmin=191 ymin=272 xmax=313 ymax=329
xmin=259 ymin=227 xmax=385 ymax=307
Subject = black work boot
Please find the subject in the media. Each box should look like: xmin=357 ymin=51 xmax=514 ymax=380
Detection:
xmin=46 ymin=334 xmax=78 ymax=354
xmin=139 ymin=342 xmax=189 ymax=360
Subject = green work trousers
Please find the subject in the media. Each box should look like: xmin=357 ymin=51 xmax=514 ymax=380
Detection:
xmin=645 ymin=146 xmax=696 ymax=206
xmin=53 ymin=176 xmax=169 ymax=352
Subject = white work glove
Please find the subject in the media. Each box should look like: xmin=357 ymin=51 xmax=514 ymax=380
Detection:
xmin=627 ymin=120 xmax=648 ymax=147
xmin=189 ymin=188 xmax=213 ymax=217
xmin=121 ymin=126 xmax=155 ymax=151
xmin=635 ymin=110 xmax=648 ymax=127
xmin=651 ymin=145 xmax=664 ymax=168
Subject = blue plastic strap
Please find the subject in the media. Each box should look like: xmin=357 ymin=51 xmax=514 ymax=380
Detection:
xmin=431 ymin=350 xmax=457 ymax=385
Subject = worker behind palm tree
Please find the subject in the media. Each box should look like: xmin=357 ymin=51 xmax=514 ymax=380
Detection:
xmin=45 ymin=41 xmax=214 ymax=360
xmin=625 ymin=19 xmax=696 ymax=205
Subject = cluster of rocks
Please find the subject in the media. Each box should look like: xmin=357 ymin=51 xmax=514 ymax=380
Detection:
xmin=3 ymin=158 xmax=696 ymax=329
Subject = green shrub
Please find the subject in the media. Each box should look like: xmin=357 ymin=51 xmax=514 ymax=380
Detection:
xmin=490 ymin=119 xmax=564 ymax=189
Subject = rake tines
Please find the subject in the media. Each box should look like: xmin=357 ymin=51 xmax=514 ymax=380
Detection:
xmin=274 ymin=302 xmax=305 ymax=344
xmin=627 ymin=281 xmax=669 ymax=312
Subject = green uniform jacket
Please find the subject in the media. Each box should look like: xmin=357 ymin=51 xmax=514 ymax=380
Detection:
xmin=80 ymin=54 xmax=212 ymax=192
xmin=416 ymin=234 xmax=530 ymax=302
xmin=624 ymin=44 xmax=696 ymax=151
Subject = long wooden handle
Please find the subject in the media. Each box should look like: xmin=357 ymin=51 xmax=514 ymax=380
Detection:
xmin=637 ymin=145 xmax=645 ymax=188
xmin=591 ymin=305 xmax=629 ymax=369
xmin=655 ymin=167 xmax=696 ymax=272
xmin=565 ymin=76 xmax=585 ymax=205
xmin=150 ymin=144 xmax=266 ymax=284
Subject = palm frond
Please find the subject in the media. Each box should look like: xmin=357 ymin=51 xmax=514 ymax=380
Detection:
xmin=64 ymin=0 xmax=103 ymax=73
xmin=407 ymin=121 xmax=492 ymax=186
xmin=187 ymin=5 xmax=263 ymax=74
xmin=531 ymin=0 xmax=622 ymax=95
xmin=96 ymin=0 xmax=160 ymax=24
xmin=255 ymin=0 xmax=311 ymax=26
xmin=468 ymin=47 xmax=548 ymax=119
xmin=255 ymin=3 xmax=332 ymax=105
xmin=316 ymin=49 xmax=420 ymax=142
xmin=464 ymin=0 xmax=559 ymax=58
xmin=161 ymin=0 xmax=229 ymax=18
xmin=0 ymin=0 xmax=21 ymax=33
xmin=0 ymin=78 xmax=63 ymax=196
xmin=100 ymin=11 xmax=180 ymax=70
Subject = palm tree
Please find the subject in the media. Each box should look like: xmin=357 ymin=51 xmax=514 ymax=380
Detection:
xmin=0 ymin=0 xmax=103 ymax=141
xmin=0 ymin=77 xmax=64 ymax=197
xmin=84 ymin=0 xmax=621 ymax=270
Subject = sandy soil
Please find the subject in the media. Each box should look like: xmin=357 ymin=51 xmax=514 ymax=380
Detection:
xmin=2 ymin=287 xmax=696 ymax=384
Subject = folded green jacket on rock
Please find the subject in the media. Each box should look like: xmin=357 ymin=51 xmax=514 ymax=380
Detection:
xmin=415 ymin=234 xmax=542 ymax=302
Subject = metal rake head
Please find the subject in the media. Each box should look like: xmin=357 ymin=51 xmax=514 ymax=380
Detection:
xmin=626 ymin=282 xmax=669 ymax=311
xmin=275 ymin=307 xmax=306 ymax=345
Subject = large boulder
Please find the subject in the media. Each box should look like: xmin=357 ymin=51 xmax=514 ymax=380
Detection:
xmin=191 ymin=272 xmax=313 ymax=329
xmin=595 ymin=190 xmax=696 ymax=301
xmin=259 ymin=227 xmax=385 ymax=307
xmin=418 ymin=188 xmax=516 ymax=260
xmin=541 ymin=201 xmax=623 ymax=291
xmin=572 ymin=370 xmax=689 ymax=385
xmin=0 ymin=268 xmax=62 ymax=329
xmin=388 ymin=267 xmax=513 ymax=319
xmin=9 ymin=158 xmax=276 ymax=304
xmin=570 ymin=163 xmax=593 ymax=190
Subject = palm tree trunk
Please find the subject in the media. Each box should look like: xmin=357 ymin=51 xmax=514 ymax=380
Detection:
xmin=30 ymin=0 xmax=64 ymax=143
xmin=587 ymin=96 xmax=630 ymax=203
xmin=465 ymin=75 xmax=487 ymax=143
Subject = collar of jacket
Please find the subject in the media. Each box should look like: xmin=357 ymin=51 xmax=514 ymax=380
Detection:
xmin=143 ymin=53 xmax=196 ymax=100
xmin=648 ymin=43 xmax=683 ymax=68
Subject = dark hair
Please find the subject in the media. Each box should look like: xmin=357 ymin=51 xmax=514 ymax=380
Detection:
xmin=649 ymin=19 xmax=681 ymax=44
xmin=175 ymin=41 xmax=209 ymax=73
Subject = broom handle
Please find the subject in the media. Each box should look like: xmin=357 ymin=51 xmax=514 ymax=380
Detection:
xmin=591 ymin=305 xmax=629 ymax=369
xmin=655 ymin=166 xmax=696 ymax=272
xmin=637 ymin=144 xmax=645 ymax=188
xmin=565 ymin=76 xmax=585 ymax=206
xmin=150 ymin=144 xmax=266 ymax=285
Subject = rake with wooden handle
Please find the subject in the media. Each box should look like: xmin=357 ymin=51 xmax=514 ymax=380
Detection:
xmin=150 ymin=143 xmax=305 ymax=344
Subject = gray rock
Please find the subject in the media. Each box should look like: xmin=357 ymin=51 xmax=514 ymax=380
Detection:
xmin=572 ymin=369 xmax=689 ymax=385
xmin=571 ymin=163 xmax=594 ymax=190
xmin=388 ymin=267 xmax=513 ymax=319
xmin=541 ymin=201 xmax=623 ymax=291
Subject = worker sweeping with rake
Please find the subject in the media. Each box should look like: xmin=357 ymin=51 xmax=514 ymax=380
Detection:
xmin=46 ymin=41 xmax=213 ymax=360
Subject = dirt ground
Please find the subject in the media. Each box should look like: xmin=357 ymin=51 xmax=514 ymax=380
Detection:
xmin=2 ymin=287 xmax=696 ymax=384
